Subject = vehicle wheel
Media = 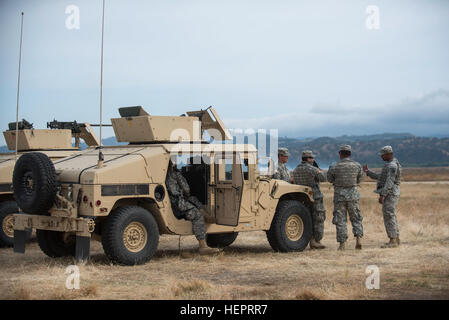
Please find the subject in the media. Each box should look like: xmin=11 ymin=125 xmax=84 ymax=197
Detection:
xmin=206 ymin=232 xmax=238 ymax=248
xmin=266 ymin=200 xmax=312 ymax=252
xmin=37 ymin=230 xmax=76 ymax=257
xmin=0 ymin=201 xmax=32 ymax=247
xmin=101 ymin=206 xmax=159 ymax=265
xmin=13 ymin=152 xmax=57 ymax=214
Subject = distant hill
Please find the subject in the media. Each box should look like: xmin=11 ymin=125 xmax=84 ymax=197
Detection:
xmin=2 ymin=133 xmax=449 ymax=168
xmin=77 ymin=136 xmax=126 ymax=150
xmin=278 ymin=134 xmax=449 ymax=169
xmin=335 ymin=133 xmax=415 ymax=142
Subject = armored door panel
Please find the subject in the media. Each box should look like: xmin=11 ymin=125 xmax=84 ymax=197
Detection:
xmin=214 ymin=153 xmax=243 ymax=226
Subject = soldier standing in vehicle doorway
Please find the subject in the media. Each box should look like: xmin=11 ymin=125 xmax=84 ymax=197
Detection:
xmin=273 ymin=148 xmax=293 ymax=183
xmin=363 ymin=146 xmax=401 ymax=248
xmin=327 ymin=145 xmax=364 ymax=251
xmin=292 ymin=150 xmax=326 ymax=249
xmin=165 ymin=160 xmax=219 ymax=255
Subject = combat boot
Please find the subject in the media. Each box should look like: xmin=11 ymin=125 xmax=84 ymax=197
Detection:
xmin=198 ymin=239 xmax=220 ymax=255
xmin=355 ymin=236 xmax=362 ymax=250
xmin=381 ymin=237 xmax=399 ymax=248
xmin=309 ymin=237 xmax=326 ymax=250
xmin=338 ymin=242 xmax=345 ymax=251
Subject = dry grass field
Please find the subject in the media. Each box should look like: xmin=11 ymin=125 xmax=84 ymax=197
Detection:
xmin=1 ymin=179 xmax=449 ymax=300
xmin=394 ymin=167 xmax=449 ymax=181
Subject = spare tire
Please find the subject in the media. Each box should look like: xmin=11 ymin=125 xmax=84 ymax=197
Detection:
xmin=13 ymin=152 xmax=57 ymax=215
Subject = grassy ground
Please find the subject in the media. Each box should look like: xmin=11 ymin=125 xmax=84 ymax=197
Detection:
xmin=392 ymin=166 xmax=449 ymax=181
xmin=1 ymin=181 xmax=449 ymax=300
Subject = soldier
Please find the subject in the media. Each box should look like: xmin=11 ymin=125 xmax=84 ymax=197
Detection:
xmin=165 ymin=160 xmax=219 ymax=255
xmin=292 ymin=150 xmax=326 ymax=249
xmin=273 ymin=148 xmax=293 ymax=183
xmin=363 ymin=146 xmax=401 ymax=248
xmin=327 ymin=145 xmax=364 ymax=251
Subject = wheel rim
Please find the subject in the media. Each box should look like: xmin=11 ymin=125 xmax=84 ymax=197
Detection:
xmin=21 ymin=171 xmax=35 ymax=196
xmin=2 ymin=214 xmax=14 ymax=238
xmin=123 ymin=222 xmax=148 ymax=253
xmin=285 ymin=214 xmax=304 ymax=241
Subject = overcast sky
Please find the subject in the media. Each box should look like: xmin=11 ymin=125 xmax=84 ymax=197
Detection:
xmin=1 ymin=0 xmax=448 ymax=146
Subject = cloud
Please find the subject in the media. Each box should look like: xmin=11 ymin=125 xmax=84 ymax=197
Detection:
xmin=223 ymin=89 xmax=449 ymax=137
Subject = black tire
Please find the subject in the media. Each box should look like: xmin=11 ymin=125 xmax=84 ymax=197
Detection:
xmin=13 ymin=152 xmax=57 ymax=215
xmin=266 ymin=200 xmax=312 ymax=252
xmin=36 ymin=230 xmax=76 ymax=258
xmin=0 ymin=201 xmax=31 ymax=247
xmin=206 ymin=232 xmax=238 ymax=248
xmin=101 ymin=206 xmax=159 ymax=266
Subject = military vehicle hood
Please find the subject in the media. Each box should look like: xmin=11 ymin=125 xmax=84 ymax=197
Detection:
xmin=54 ymin=146 xmax=169 ymax=185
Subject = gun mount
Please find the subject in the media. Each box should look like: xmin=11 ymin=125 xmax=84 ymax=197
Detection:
xmin=3 ymin=119 xmax=100 ymax=151
xmin=111 ymin=106 xmax=232 ymax=144
xmin=47 ymin=120 xmax=102 ymax=147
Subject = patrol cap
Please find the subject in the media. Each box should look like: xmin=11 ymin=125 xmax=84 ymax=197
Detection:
xmin=302 ymin=150 xmax=315 ymax=158
xmin=339 ymin=145 xmax=352 ymax=152
xmin=380 ymin=145 xmax=393 ymax=155
xmin=278 ymin=148 xmax=290 ymax=157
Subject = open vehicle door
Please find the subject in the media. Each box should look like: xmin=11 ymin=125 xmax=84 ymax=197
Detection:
xmin=213 ymin=152 xmax=243 ymax=226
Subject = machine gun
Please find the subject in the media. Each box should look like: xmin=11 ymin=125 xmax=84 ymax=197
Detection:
xmin=47 ymin=120 xmax=109 ymax=148
xmin=47 ymin=120 xmax=112 ymax=132
xmin=8 ymin=119 xmax=33 ymax=131
xmin=47 ymin=120 xmax=86 ymax=134
xmin=312 ymin=160 xmax=320 ymax=169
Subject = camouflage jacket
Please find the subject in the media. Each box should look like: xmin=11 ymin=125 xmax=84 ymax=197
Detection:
xmin=366 ymin=158 xmax=401 ymax=196
xmin=273 ymin=162 xmax=291 ymax=182
xmin=165 ymin=168 xmax=195 ymax=218
xmin=292 ymin=161 xmax=326 ymax=199
xmin=327 ymin=158 xmax=363 ymax=201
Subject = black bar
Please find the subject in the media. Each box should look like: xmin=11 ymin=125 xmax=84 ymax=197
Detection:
xmin=75 ymin=236 xmax=91 ymax=262
xmin=13 ymin=229 xmax=28 ymax=253
xmin=101 ymin=184 xmax=150 ymax=196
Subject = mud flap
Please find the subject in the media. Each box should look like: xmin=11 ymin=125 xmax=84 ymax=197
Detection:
xmin=13 ymin=229 xmax=29 ymax=253
xmin=75 ymin=236 xmax=90 ymax=262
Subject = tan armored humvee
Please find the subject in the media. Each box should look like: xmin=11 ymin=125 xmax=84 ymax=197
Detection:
xmin=12 ymin=107 xmax=315 ymax=265
xmin=0 ymin=120 xmax=99 ymax=247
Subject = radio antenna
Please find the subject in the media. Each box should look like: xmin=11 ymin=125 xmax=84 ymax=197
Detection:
xmin=15 ymin=12 xmax=25 ymax=162
xmin=97 ymin=0 xmax=105 ymax=168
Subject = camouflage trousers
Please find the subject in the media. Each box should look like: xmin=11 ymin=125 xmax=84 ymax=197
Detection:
xmin=174 ymin=195 xmax=207 ymax=241
xmin=311 ymin=198 xmax=326 ymax=242
xmin=382 ymin=194 xmax=400 ymax=238
xmin=184 ymin=208 xmax=207 ymax=241
xmin=332 ymin=200 xmax=363 ymax=243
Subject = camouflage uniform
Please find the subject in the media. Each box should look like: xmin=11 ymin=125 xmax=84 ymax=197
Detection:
xmin=273 ymin=148 xmax=291 ymax=182
xmin=273 ymin=162 xmax=291 ymax=182
xmin=165 ymin=167 xmax=207 ymax=241
xmin=292 ymin=155 xmax=326 ymax=241
xmin=327 ymin=155 xmax=364 ymax=243
xmin=366 ymin=149 xmax=401 ymax=239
